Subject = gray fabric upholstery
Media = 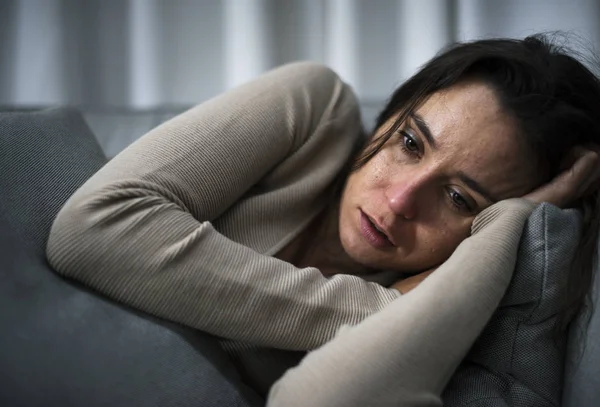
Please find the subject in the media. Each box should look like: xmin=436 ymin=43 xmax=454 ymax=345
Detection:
xmin=0 ymin=108 xmax=263 ymax=407
xmin=443 ymin=204 xmax=581 ymax=406
xmin=562 ymin=262 xmax=600 ymax=407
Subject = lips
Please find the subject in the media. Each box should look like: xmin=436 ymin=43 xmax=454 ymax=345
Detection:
xmin=359 ymin=210 xmax=394 ymax=249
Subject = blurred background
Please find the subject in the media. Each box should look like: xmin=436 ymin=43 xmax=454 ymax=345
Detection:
xmin=1 ymin=0 xmax=599 ymax=154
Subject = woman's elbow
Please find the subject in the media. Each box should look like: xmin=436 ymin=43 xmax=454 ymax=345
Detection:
xmin=46 ymin=195 xmax=108 ymax=281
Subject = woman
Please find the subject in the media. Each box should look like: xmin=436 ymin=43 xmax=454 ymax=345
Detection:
xmin=47 ymin=34 xmax=600 ymax=405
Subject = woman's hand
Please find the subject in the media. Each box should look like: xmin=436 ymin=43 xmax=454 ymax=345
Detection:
xmin=524 ymin=147 xmax=600 ymax=208
xmin=391 ymin=268 xmax=436 ymax=294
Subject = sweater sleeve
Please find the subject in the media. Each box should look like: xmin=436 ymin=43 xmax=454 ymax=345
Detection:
xmin=267 ymin=199 xmax=537 ymax=406
xmin=46 ymin=62 xmax=400 ymax=351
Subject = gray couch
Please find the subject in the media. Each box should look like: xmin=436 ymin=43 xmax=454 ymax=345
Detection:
xmin=1 ymin=107 xmax=598 ymax=406
xmin=0 ymin=108 xmax=264 ymax=407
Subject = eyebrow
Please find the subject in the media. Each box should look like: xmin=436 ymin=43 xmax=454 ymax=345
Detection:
xmin=409 ymin=112 xmax=437 ymax=150
xmin=457 ymin=171 xmax=498 ymax=204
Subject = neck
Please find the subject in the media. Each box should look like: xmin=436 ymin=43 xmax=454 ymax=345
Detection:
xmin=299 ymin=201 xmax=373 ymax=276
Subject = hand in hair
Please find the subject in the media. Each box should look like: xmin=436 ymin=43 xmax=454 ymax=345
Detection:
xmin=524 ymin=147 xmax=600 ymax=208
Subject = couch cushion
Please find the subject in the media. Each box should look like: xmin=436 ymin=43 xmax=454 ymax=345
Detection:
xmin=0 ymin=108 xmax=262 ymax=407
xmin=442 ymin=203 xmax=581 ymax=406
xmin=562 ymin=255 xmax=600 ymax=407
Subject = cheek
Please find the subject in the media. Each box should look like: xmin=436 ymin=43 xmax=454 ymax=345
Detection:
xmin=358 ymin=147 xmax=402 ymax=194
xmin=344 ymin=153 xmax=390 ymax=198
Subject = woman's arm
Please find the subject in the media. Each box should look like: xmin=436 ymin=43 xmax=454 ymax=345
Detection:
xmin=267 ymin=199 xmax=537 ymax=406
xmin=46 ymin=62 xmax=400 ymax=351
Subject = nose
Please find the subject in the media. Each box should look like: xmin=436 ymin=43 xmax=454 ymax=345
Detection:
xmin=386 ymin=174 xmax=429 ymax=220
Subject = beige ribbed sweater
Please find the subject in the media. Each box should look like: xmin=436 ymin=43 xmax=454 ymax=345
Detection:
xmin=46 ymin=62 xmax=536 ymax=406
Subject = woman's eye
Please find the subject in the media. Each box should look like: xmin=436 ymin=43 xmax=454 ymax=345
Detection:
xmin=400 ymin=131 xmax=419 ymax=154
xmin=447 ymin=188 xmax=472 ymax=212
xmin=450 ymin=191 xmax=466 ymax=206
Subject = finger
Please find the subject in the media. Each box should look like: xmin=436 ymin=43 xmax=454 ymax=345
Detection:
xmin=526 ymin=149 xmax=599 ymax=207
xmin=557 ymin=150 xmax=598 ymax=204
xmin=580 ymin=160 xmax=600 ymax=197
xmin=573 ymin=150 xmax=600 ymax=196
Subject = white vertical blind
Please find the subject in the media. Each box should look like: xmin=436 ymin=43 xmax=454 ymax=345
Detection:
xmin=12 ymin=0 xmax=64 ymax=105
xmin=1 ymin=0 xmax=599 ymax=108
xmin=224 ymin=0 xmax=274 ymax=89
xmin=325 ymin=0 xmax=360 ymax=94
xmin=301 ymin=0 xmax=326 ymax=63
xmin=396 ymin=0 xmax=453 ymax=81
xmin=129 ymin=0 xmax=162 ymax=108
xmin=456 ymin=0 xmax=600 ymax=58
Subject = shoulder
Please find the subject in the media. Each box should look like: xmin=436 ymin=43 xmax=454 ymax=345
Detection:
xmin=266 ymin=62 xmax=363 ymax=151
xmin=261 ymin=62 xmax=360 ymax=121
xmin=268 ymin=61 xmax=346 ymax=89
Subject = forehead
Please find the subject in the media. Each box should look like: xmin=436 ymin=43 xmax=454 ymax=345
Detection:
xmin=417 ymin=80 xmax=513 ymax=150
xmin=414 ymin=81 xmax=538 ymax=199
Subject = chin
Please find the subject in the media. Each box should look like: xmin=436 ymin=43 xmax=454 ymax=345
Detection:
xmin=340 ymin=230 xmax=375 ymax=263
xmin=341 ymin=232 xmax=402 ymax=271
xmin=343 ymin=234 xmax=444 ymax=274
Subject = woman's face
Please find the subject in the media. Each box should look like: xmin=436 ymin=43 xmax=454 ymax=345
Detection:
xmin=339 ymin=80 xmax=540 ymax=273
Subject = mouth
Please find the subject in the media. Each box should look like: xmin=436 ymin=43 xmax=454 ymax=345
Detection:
xmin=359 ymin=210 xmax=395 ymax=249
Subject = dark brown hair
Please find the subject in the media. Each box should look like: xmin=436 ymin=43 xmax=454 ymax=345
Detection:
xmin=355 ymin=34 xmax=600 ymax=333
